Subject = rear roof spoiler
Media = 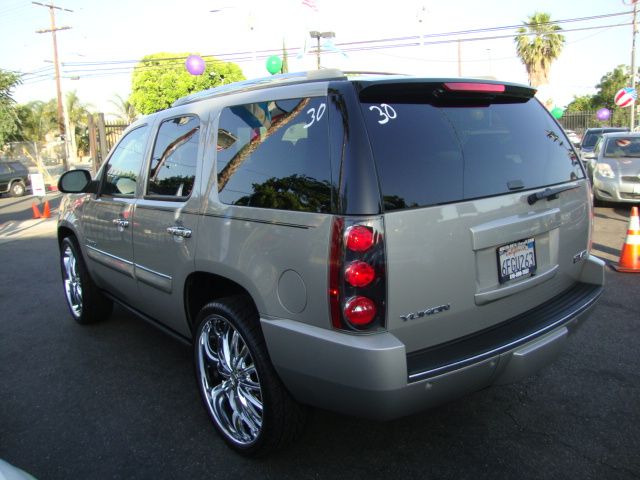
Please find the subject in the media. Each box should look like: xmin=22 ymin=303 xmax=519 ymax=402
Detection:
xmin=356 ymin=79 xmax=535 ymax=104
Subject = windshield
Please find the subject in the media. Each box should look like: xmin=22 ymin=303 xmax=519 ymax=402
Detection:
xmin=604 ymin=137 xmax=640 ymax=157
xmin=583 ymin=129 xmax=627 ymax=148
xmin=362 ymin=98 xmax=583 ymax=211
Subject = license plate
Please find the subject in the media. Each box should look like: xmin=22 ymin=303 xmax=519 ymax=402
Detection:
xmin=497 ymin=238 xmax=537 ymax=284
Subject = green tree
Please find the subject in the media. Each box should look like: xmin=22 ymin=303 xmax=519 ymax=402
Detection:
xmin=592 ymin=65 xmax=630 ymax=110
xmin=0 ymin=69 xmax=22 ymax=147
xmin=14 ymin=100 xmax=56 ymax=142
xmin=592 ymin=65 xmax=636 ymax=127
xmin=565 ymin=94 xmax=595 ymax=113
xmin=515 ymin=12 xmax=565 ymax=87
xmin=130 ymin=53 xmax=245 ymax=114
xmin=109 ymin=93 xmax=137 ymax=123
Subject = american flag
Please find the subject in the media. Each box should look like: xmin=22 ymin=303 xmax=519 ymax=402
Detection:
xmin=302 ymin=0 xmax=318 ymax=11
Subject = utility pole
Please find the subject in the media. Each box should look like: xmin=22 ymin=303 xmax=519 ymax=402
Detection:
xmin=631 ymin=0 xmax=638 ymax=130
xmin=309 ymin=31 xmax=335 ymax=69
xmin=33 ymin=1 xmax=72 ymax=170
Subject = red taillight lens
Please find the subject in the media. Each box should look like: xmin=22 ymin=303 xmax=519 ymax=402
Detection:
xmin=343 ymin=296 xmax=377 ymax=325
xmin=345 ymin=261 xmax=375 ymax=287
xmin=443 ymin=82 xmax=505 ymax=93
xmin=345 ymin=225 xmax=374 ymax=252
xmin=329 ymin=217 xmax=386 ymax=332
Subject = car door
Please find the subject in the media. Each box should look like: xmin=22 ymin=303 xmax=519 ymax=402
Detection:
xmin=132 ymin=113 xmax=202 ymax=337
xmin=0 ymin=163 xmax=10 ymax=192
xmin=82 ymin=124 xmax=151 ymax=306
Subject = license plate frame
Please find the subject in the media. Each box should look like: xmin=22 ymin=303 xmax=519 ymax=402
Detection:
xmin=496 ymin=238 xmax=537 ymax=284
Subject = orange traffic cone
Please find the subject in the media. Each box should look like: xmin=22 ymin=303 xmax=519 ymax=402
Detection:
xmin=31 ymin=202 xmax=42 ymax=219
xmin=42 ymin=200 xmax=51 ymax=219
xmin=612 ymin=206 xmax=640 ymax=273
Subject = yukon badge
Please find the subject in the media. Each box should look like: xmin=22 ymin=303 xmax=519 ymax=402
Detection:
xmin=400 ymin=304 xmax=451 ymax=321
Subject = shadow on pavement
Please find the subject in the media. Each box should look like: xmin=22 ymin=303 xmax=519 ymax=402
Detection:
xmin=0 ymin=194 xmax=62 ymax=224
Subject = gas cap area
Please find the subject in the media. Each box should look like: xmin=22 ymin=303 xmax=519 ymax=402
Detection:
xmin=277 ymin=269 xmax=307 ymax=314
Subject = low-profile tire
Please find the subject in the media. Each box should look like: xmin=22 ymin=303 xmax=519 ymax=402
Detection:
xmin=59 ymin=236 xmax=113 ymax=324
xmin=194 ymin=295 xmax=307 ymax=456
xmin=9 ymin=181 xmax=26 ymax=197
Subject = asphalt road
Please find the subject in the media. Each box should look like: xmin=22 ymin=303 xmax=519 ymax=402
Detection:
xmin=0 ymin=195 xmax=639 ymax=480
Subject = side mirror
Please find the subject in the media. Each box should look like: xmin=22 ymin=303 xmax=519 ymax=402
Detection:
xmin=58 ymin=169 xmax=97 ymax=193
xmin=582 ymin=152 xmax=596 ymax=160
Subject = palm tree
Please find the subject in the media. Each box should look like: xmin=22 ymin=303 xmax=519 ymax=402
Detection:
xmin=515 ymin=12 xmax=565 ymax=87
xmin=65 ymin=90 xmax=93 ymax=162
xmin=109 ymin=93 xmax=137 ymax=123
xmin=16 ymin=100 xmax=56 ymax=142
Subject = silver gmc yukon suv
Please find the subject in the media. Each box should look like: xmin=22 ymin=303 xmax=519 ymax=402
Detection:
xmin=57 ymin=70 xmax=605 ymax=455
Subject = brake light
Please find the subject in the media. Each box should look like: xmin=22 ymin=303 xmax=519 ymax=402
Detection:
xmin=329 ymin=217 xmax=386 ymax=331
xmin=443 ymin=82 xmax=505 ymax=93
xmin=345 ymin=225 xmax=374 ymax=252
xmin=344 ymin=296 xmax=377 ymax=325
xmin=345 ymin=261 xmax=375 ymax=287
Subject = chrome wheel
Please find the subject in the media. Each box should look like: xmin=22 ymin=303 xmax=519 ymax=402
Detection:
xmin=197 ymin=315 xmax=263 ymax=446
xmin=62 ymin=244 xmax=83 ymax=318
xmin=10 ymin=182 xmax=25 ymax=197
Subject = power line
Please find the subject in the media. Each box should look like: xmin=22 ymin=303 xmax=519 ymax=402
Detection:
xmin=418 ymin=10 xmax=630 ymax=39
xmin=51 ymin=10 xmax=632 ymax=70
xmin=18 ymin=11 xmax=632 ymax=84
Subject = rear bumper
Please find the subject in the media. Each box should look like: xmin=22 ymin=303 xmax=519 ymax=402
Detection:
xmin=262 ymin=256 xmax=604 ymax=421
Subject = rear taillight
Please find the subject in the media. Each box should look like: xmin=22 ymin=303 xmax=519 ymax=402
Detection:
xmin=345 ymin=225 xmax=374 ymax=252
xmin=344 ymin=296 xmax=377 ymax=325
xmin=329 ymin=217 xmax=386 ymax=331
xmin=345 ymin=261 xmax=375 ymax=287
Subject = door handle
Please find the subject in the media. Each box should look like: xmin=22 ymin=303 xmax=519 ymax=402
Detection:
xmin=166 ymin=226 xmax=192 ymax=238
xmin=112 ymin=218 xmax=129 ymax=229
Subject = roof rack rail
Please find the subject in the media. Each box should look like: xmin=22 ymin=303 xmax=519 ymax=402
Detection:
xmin=342 ymin=71 xmax=409 ymax=76
xmin=172 ymin=69 xmax=348 ymax=107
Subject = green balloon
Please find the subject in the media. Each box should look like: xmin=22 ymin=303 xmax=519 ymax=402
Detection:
xmin=266 ymin=55 xmax=282 ymax=75
xmin=551 ymin=107 xmax=564 ymax=119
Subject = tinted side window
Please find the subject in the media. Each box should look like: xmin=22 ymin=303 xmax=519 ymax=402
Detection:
xmin=9 ymin=163 xmax=27 ymax=173
xmin=102 ymin=125 xmax=148 ymax=196
xmin=582 ymin=131 xmax=600 ymax=148
xmin=148 ymin=116 xmax=199 ymax=198
xmin=216 ymin=97 xmax=332 ymax=213
xmin=0 ymin=164 xmax=9 ymax=174
xmin=362 ymin=100 xmax=584 ymax=211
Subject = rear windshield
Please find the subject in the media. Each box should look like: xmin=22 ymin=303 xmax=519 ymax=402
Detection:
xmin=361 ymin=99 xmax=584 ymax=211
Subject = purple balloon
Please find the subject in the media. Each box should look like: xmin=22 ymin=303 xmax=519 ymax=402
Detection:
xmin=185 ymin=55 xmax=205 ymax=75
xmin=596 ymin=108 xmax=611 ymax=121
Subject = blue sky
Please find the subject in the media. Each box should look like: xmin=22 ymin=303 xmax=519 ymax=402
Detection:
xmin=0 ymin=0 xmax=634 ymax=114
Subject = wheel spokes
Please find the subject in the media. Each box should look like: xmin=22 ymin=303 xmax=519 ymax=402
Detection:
xmin=198 ymin=315 xmax=264 ymax=446
xmin=62 ymin=245 xmax=82 ymax=316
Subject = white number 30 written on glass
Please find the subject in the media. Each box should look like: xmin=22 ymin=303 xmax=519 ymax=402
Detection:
xmin=369 ymin=104 xmax=397 ymax=125
xmin=303 ymin=103 xmax=327 ymax=129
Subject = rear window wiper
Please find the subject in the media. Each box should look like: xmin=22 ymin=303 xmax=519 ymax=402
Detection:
xmin=527 ymin=184 xmax=580 ymax=205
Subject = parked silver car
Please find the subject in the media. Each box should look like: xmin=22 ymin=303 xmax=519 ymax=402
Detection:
xmin=56 ymin=70 xmax=605 ymax=456
xmin=588 ymin=132 xmax=640 ymax=203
